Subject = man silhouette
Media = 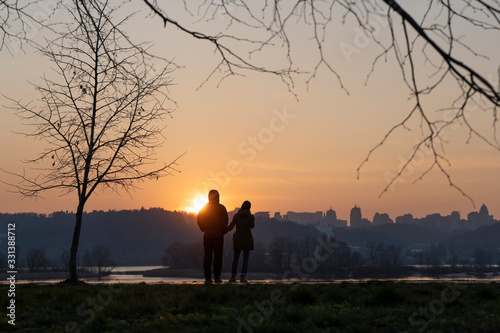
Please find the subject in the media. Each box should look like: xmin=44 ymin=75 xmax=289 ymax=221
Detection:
xmin=197 ymin=189 xmax=228 ymax=284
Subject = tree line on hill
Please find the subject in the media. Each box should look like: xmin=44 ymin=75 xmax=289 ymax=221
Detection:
xmin=0 ymin=208 xmax=320 ymax=268
xmin=1 ymin=208 xmax=500 ymax=278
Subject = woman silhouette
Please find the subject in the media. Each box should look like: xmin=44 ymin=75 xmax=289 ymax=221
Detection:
xmin=226 ymin=200 xmax=254 ymax=283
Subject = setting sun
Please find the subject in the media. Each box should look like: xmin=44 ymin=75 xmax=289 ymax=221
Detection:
xmin=184 ymin=195 xmax=207 ymax=213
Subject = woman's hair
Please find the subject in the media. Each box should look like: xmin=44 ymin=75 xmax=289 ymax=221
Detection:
xmin=241 ymin=200 xmax=251 ymax=210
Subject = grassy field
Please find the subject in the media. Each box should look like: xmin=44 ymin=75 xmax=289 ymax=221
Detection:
xmin=1 ymin=281 xmax=499 ymax=332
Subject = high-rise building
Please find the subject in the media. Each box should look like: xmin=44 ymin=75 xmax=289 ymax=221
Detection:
xmin=326 ymin=207 xmax=337 ymax=223
xmin=350 ymin=205 xmax=362 ymax=228
xmin=480 ymin=204 xmax=489 ymax=219
xmin=468 ymin=203 xmax=494 ymax=227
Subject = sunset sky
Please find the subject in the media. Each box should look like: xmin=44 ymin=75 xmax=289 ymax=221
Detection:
xmin=1 ymin=1 xmax=499 ymax=222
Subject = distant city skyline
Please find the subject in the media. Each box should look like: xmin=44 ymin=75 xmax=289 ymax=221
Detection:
xmin=1 ymin=203 xmax=498 ymax=224
xmin=229 ymin=202 xmax=497 ymax=230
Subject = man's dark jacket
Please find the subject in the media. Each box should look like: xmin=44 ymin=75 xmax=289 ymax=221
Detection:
xmin=197 ymin=193 xmax=228 ymax=238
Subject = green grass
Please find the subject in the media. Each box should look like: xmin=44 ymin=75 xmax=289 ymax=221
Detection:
xmin=1 ymin=281 xmax=500 ymax=332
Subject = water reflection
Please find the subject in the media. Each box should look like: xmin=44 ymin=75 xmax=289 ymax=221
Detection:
xmin=104 ymin=274 xmax=205 ymax=284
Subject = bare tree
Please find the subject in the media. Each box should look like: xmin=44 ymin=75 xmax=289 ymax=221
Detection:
xmin=142 ymin=0 xmax=500 ymax=201
xmin=474 ymin=246 xmax=491 ymax=271
xmin=162 ymin=241 xmax=185 ymax=269
xmin=424 ymin=243 xmax=442 ymax=268
xmin=3 ymin=0 xmax=180 ymax=283
xmin=25 ymin=245 xmax=50 ymax=272
xmin=383 ymin=244 xmax=401 ymax=267
xmin=269 ymin=236 xmax=294 ymax=272
xmin=83 ymin=245 xmax=115 ymax=278
xmin=162 ymin=240 xmax=202 ymax=269
xmin=366 ymin=241 xmax=384 ymax=266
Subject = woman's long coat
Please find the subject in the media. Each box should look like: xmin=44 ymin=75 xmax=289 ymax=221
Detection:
xmin=226 ymin=209 xmax=255 ymax=251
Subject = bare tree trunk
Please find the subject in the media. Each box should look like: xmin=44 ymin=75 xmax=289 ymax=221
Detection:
xmin=69 ymin=201 xmax=84 ymax=283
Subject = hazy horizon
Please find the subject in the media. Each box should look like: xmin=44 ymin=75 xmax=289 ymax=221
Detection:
xmin=0 ymin=201 xmax=496 ymax=223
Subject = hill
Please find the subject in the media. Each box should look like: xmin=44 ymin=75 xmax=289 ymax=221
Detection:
xmin=446 ymin=222 xmax=500 ymax=252
xmin=0 ymin=209 xmax=320 ymax=266
xmin=2 ymin=210 xmax=499 ymax=267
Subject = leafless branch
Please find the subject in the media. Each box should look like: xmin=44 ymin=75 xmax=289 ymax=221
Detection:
xmin=0 ymin=0 xmax=61 ymax=54
xmin=141 ymin=2 xmax=499 ymax=203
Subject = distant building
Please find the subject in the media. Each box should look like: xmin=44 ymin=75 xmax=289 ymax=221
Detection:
xmin=333 ymin=219 xmax=348 ymax=228
xmin=255 ymin=212 xmax=270 ymax=219
xmin=284 ymin=211 xmax=323 ymax=224
xmin=273 ymin=212 xmax=283 ymax=221
xmin=229 ymin=209 xmax=270 ymax=221
xmin=325 ymin=207 xmax=347 ymax=228
xmin=395 ymin=214 xmax=413 ymax=224
xmin=350 ymin=205 xmax=363 ymax=228
xmin=468 ymin=203 xmax=494 ymax=228
xmin=326 ymin=207 xmax=337 ymax=223
xmin=447 ymin=211 xmax=462 ymax=231
xmin=422 ymin=213 xmax=442 ymax=229
xmin=392 ymin=207 xmax=498 ymax=234
xmin=359 ymin=218 xmax=371 ymax=228
xmin=372 ymin=213 xmax=393 ymax=225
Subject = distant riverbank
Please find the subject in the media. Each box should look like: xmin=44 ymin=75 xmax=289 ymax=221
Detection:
xmin=142 ymin=268 xmax=281 ymax=280
xmin=2 ymin=265 xmax=500 ymax=284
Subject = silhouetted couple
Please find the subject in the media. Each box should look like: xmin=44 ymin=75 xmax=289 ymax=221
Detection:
xmin=197 ymin=190 xmax=254 ymax=284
